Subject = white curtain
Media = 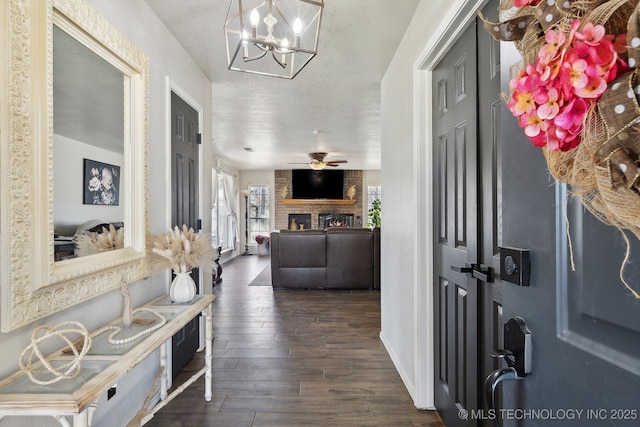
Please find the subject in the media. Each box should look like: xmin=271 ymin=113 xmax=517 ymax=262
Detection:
xmin=222 ymin=172 xmax=239 ymax=251
xmin=211 ymin=170 xmax=219 ymax=247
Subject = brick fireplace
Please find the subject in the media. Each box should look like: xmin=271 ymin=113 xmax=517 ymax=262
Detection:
xmin=274 ymin=170 xmax=363 ymax=230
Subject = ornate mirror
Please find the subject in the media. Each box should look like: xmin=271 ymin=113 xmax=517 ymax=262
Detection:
xmin=0 ymin=0 xmax=149 ymax=331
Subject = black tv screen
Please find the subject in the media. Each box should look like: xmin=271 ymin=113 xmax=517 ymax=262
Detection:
xmin=292 ymin=169 xmax=344 ymax=199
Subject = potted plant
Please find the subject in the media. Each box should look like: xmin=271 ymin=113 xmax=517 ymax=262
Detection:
xmin=367 ymin=198 xmax=381 ymax=229
xmin=150 ymin=225 xmax=213 ymax=303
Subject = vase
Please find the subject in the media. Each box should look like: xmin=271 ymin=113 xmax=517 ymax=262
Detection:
xmin=170 ymin=271 xmax=196 ymax=303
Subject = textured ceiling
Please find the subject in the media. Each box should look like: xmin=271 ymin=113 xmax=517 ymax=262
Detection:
xmin=145 ymin=0 xmax=420 ymax=170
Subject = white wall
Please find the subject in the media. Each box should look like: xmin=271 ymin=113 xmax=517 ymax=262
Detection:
xmin=0 ymin=0 xmax=213 ymax=425
xmin=379 ymin=0 xmax=457 ymax=410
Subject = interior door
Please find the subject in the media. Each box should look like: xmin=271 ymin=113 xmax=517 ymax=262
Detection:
xmin=433 ymin=2 xmax=502 ymax=425
xmin=498 ymin=36 xmax=640 ymax=427
xmin=433 ymin=18 xmax=480 ymax=427
xmin=171 ymin=91 xmax=200 ymax=378
xmin=476 ymin=3 xmax=504 ymax=423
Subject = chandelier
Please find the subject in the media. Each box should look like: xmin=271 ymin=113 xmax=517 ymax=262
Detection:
xmin=224 ymin=0 xmax=324 ymax=79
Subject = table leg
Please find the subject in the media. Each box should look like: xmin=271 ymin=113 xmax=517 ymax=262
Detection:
xmin=160 ymin=341 xmax=168 ymax=400
xmin=55 ymin=415 xmax=72 ymax=427
xmin=71 ymin=408 xmax=88 ymax=427
xmin=204 ymin=303 xmax=213 ymax=402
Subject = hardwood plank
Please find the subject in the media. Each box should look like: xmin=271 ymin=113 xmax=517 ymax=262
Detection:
xmin=148 ymin=255 xmax=444 ymax=427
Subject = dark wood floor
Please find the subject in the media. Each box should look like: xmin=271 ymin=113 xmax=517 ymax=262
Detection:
xmin=147 ymin=255 xmax=444 ymax=426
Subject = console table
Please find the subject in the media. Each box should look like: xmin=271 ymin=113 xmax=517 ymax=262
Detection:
xmin=0 ymin=294 xmax=216 ymax=426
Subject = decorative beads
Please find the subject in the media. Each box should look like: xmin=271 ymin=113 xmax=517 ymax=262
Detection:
xmin=19 ymin=321 xmax=91 ymax=385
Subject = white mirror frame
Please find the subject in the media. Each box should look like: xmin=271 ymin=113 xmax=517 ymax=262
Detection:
xmin=0 ymin=0 xmax=149 ymax=332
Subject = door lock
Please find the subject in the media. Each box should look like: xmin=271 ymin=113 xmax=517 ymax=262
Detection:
xmin=500 ymin=247 xmax=530 ymax=286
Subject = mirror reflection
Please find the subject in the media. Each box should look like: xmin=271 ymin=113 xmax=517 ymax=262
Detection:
xmin=53 ymin=25 xmax=126 ymax=261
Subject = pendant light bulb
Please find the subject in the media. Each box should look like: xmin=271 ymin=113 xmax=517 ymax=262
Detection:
xmin=250 ymin=9 xmax=260 ymax=27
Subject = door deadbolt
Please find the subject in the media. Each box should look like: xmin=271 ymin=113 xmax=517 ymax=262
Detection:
xmin=499 ymin=247 xmax=530 ymax=287
xmin=504 ymin=255 xmax=517 ymax=275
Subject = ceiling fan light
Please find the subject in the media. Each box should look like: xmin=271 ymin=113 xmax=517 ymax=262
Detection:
xmin=310 ymin=160 xmax=325 ymax=170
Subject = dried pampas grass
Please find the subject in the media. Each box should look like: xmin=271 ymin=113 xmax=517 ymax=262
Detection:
xmin=75 ymin=224 xmax=124 ymax=257
xmin=150 ymin=225 xmax=214 ymax=273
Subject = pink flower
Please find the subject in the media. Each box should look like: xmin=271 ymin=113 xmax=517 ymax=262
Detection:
xmin=509 ymin=90 xmax=538 ymax=116
xmin=521 ymin=113 xmax=545 ymax=138
xmin=574 ymin=75 xmax=606 ymax=98
xmin=539 ymin=29 xmax=566 ymax=64
xmin=564 ymin=59 xmax=589 ymax=90
xmin=514 ymin=0 xmax=541 ymax=7
xmin=554 ymin=97 xmax=588 ymax=131
xmin=612 ymin=34 xmax=628 ymax=54
xmin=574 ymin=23 xmax=605 ymax=46
xmin=506 ymin=19 xmax=626 ymax=152
xmin=536 ymin=88 xmax=560 ymax=120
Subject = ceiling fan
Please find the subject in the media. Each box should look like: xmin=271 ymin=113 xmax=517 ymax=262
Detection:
xmin=290 ymin=152 xmax=348 ymax=170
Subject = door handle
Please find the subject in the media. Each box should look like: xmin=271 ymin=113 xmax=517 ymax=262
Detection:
xmin=484 ymin=317 xmax=532 ymax=427
xmin=451 ymin=263 xmax=494 ymax=282
xmin=472 ymin=264 xmax=494 ymax=282
xmin=450 ymin=263 xmax=476 ymax=274
xmin=485 ymin=367 xmax=519 ymax=427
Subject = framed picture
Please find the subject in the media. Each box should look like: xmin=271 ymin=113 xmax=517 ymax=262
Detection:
xmin=83 ymin=159 xmax=120 ymax=206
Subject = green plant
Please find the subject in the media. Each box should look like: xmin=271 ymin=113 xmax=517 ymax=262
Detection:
xmin=367 ymin=198 xmax=381 ymax=229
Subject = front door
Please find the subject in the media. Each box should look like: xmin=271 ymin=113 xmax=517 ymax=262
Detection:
xmin=171 ymin=91 xmax=200 ymax=378
xmin=498 ymin=33 xmax=640 ymax=427
xmin=433 ymin=2 xmax=502 ymax=426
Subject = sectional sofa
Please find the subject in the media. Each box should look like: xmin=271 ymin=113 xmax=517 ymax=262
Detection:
xmin=270 ymin=227 xmax=380 ymax=289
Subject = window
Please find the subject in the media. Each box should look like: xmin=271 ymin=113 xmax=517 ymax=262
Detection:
xmin=248 ymin=185 xmax=269 ymax=243
xmin=367 ymin=185 xmax=381 ymax=227
xmin=367 ymin=185 xmax=381 ymax=210
xmin=211 ymin=170 xmax=237 ymax=252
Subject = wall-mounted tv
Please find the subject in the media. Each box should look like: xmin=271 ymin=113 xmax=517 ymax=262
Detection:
xmin=291 ymin=169 xmax=344 ymax=199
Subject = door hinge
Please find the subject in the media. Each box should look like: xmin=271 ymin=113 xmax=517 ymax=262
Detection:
xmin=197 ymin=133 xmax=202 ymax=144
xmin=197 ymin=219 xmax=202 ymax=230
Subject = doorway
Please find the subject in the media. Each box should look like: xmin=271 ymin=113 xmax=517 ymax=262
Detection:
xmin=170 ymin=90 xmax=201 ymax=378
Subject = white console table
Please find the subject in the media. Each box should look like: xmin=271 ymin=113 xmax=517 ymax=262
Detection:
xmin=0 ymin=294 xmax=216 ymax=426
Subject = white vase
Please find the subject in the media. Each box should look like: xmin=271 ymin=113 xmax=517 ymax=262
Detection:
xmin=170 ymin=271 xmax=196 ymax=303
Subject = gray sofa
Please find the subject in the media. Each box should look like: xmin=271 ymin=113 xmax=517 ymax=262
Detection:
xmin=270 ymin=228 xmax=380 ymax=289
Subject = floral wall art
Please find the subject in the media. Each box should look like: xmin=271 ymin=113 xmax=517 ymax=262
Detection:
xmin=83 ymin=159 xmax=120 ymax=206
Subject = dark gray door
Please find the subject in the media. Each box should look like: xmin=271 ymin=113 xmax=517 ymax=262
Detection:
xmin=433 ymin=18 xmax=480 ymax=427
xmin=433 ymin=2 xmax=503 ymax=426
xmin=171 ymin=91 xmax=200 ymax=378
xmin=476 ymin=2 xmax=504 ymax=423
xmin=498 ymin=34 xmax=640 ymax=427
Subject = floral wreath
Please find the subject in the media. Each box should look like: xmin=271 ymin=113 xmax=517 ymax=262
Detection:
xmin=484 ymin=0 xmax=640 ymax=234
xmin=483 ymin=0 xmax=640 ymax=295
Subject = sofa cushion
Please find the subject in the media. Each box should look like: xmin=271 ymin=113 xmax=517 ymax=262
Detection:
xmin=326 ymin=228 xmax=374 ymax=288
xmin=279 ymin=268 xmax=327 ymax=288
xmin=278 ymin=230 xmax=327 ymax=268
